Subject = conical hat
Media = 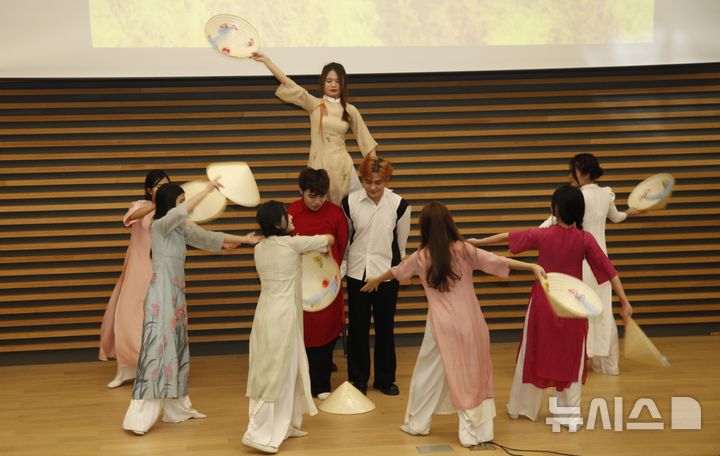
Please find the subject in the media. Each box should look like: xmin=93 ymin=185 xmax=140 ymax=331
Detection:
xmin=623 ymin=318 xmax=670 ymax=367
xmin=542 ymin=272 xmax=602 ymax=319
xmin=180 ymin=180 xmax=226 ymax=223
xmin=302 ymin=252 xmax=341 ymax=312
xmin=318 ymin=381 xmax=376 ymax=415
xmin=628 ymin=173 xmax=675 ymax=211
xmin=205 ymin=14 xmax=260 ymax=59
xmin=206 ymin=162 xmax=261 ymax=207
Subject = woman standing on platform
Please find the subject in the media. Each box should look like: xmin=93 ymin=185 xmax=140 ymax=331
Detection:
xmin=470 ymin=185 xmax=633 ymax=429
xmin=251 ymin=51 xmax=378 ymax=204
xmin=243 ymin=201 xmax=334 ymax=454
xmin=362 ymin=202 xmax=545 ymax=447
xmin=99 ymin=170 xmax=170 ymax=388
xmin=123 ymin=181 xmax=259 ymax=435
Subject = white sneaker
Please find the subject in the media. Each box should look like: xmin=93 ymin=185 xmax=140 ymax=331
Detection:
xmin=317 ymin=392 xmax=331 ymax=400
xmin=242 ymin=436 xmax=278 ymax=454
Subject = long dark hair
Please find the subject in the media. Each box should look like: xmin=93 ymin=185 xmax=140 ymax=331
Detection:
xmin=419 ymin=202 xmax=464 ymax=292
xmin=256 ymin=200 xmax=289 ymax=237
xmin=320 ymin=62 xmax=351 ymax=124
xmin=551 ymin=185 xmax=585 ymax=230
xmin=154 ymin=183 xmax=184 ymax=220
xmin=144 ymin=170 xmax=170 ymax=200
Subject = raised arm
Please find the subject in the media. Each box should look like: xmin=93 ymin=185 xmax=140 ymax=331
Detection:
xmin=186 ymin=179 xmax=221 ymax=215
xmin=250 ymin=51 xmax=292 ymax=86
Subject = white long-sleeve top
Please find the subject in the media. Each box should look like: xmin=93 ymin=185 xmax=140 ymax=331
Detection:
xmin=342 ymin=188 xmax=411 ymax=281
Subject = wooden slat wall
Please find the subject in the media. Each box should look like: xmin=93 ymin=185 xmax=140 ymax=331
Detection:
xmin=1 ymin=63 xmax=719 ymax=356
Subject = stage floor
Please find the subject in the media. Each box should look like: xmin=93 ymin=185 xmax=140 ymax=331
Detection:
xmin=1 ymin=335 xmax=718 ymax=456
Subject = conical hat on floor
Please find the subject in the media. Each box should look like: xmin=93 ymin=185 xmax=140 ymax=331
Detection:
xmin=318 ymin=381 xmax=376 ymax=415
xmin=206 ymin=162 xmax=261 ymax=207
xmin=623 ymin=318 xmax=670 ymax=367
xmin=180 ymin=180 xmax=226 ymax=223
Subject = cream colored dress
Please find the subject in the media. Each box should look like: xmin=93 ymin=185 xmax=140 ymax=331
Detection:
xmin=247 ymin=235 xmax=329 ymax=411
xmin=276 ymin=80 xmax=378 ymax=204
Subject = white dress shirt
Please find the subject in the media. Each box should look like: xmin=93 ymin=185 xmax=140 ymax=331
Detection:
xmin=342 ymin=188 xmax=411 ymax=281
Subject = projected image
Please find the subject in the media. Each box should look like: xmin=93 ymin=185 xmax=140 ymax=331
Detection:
xmin=90 ymin=0 xmax=654 ymax=48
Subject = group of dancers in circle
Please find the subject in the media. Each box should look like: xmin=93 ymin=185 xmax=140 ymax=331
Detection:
xmin=98 ymin=52 xmax=638 ymax=453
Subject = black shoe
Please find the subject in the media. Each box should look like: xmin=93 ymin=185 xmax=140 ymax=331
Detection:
xmin=351 ymin=382 xmax=368 ymax=395
xmin=331 ymin=362 xmax=338 ymax=372
xmin=373 ymin=383 xmax=400 ymax=396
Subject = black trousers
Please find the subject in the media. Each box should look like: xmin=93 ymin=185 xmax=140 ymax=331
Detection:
xmin=346 ymin=276 xmax=400 ymax=388
xmin=306 ymin=337 xmax=337 ymax=396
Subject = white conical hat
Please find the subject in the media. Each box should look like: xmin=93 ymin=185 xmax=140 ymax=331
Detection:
xmin=205 ymin=14 xmax=260 ymax=59
xmin=302 ymin=252 xmax=341 ymax=312
xmin=628 ymin=173 xmax=675 ymax=211
xmin=318 ymin=381 xmax=376 ymax=415
xmin=623 ymin=318 xmax=670 ymax=367
xmin=180 ymin=180 xmax=227 ymax=223
xmin=206 ymin=162 xmax=261 ymax=207
xmin=542 ymin=272 xmax=602 ymax=319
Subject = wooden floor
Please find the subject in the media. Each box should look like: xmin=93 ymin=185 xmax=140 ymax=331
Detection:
xmin=1 ymin=335 xmax=718 ymax=456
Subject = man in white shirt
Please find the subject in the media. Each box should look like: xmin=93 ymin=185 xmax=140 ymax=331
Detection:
xmin=341 ymin=157 xmax=411 ymax=396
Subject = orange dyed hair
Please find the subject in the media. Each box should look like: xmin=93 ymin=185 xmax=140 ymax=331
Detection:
xmin=358 ymin=156 xmax=393 ymax=180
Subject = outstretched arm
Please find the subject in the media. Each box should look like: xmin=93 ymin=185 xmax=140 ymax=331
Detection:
xmin=221 ymin=232 xmax=263 ymax=249
xmin=507 ymin=258 xmax=546 ymax=282
xmin=467 ymin=232 xmax=509 ymax=247
xmin=251 ymin=51 xmax=292 ymax=86
xmin=360 ymin=269 xmax=395 ymax=293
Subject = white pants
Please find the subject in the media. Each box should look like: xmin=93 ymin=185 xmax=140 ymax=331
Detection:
xmin=590 ymin=322 xmax=619 ymax=375
xmin=243 ymin=335 xmax=305 ymax=450
xmin=404 ymin=321 xmax=496 ymax=447
xmin=123 ymin=395 xmax=202 ymax=434
xmin=507 ymin=301 xmax=583 ymax=427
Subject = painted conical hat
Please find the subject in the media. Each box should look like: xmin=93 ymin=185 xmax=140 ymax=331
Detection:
xmin=623 ymin=317 xmax=670 ymax=367
xmin=543 ymin=272 xmax=602 ymax=319
xmin=180 ymin=180 xmax=226 ymax=223
xmin=318 ymin=381 xmax=376 ymax=415
xmin=628 ymin=173 xmax=675 ymax=211
xmin=205 ymin=14 xmax=260 ymax=59
xmin=302 ymin=252 xmax=341 ymax=312
xmin=206 ymin=162 xmax=261 ymax=207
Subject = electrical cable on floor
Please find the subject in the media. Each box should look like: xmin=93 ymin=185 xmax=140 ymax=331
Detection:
xmin=470 ymin=441 xmax=582 ymax=456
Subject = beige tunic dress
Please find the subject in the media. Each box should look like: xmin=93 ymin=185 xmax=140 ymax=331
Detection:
xmin=247 ymin=234 xmax=330 ymax=415
xmin=276 ymin=80 xmax=378 ymax=204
